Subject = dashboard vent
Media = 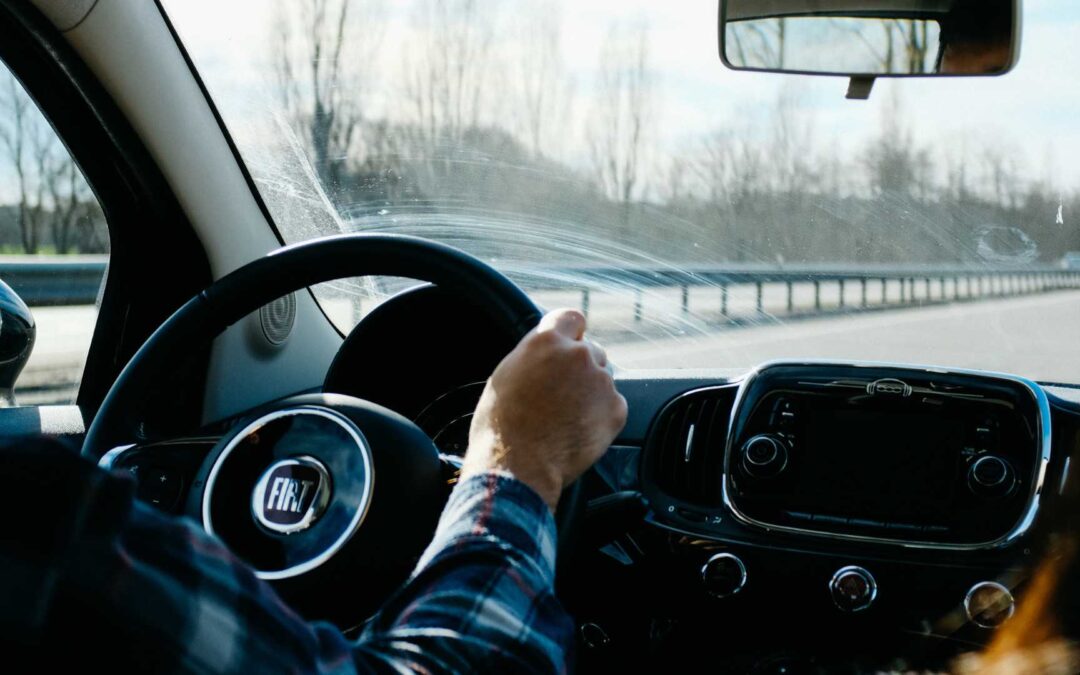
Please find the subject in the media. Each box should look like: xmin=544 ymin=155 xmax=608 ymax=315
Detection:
xmin=648 ymin=387 xmax=738 ymax=506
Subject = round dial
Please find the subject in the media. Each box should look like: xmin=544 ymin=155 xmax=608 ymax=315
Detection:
xmin=740 ymin=434 xmax=789 ymax=478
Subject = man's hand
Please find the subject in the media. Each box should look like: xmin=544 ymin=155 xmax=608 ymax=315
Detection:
xmin=461 ymin=309 xmax=628 ymax=511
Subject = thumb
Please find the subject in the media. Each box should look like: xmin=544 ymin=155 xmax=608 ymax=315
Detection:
xmin=539 ymin=308 xmax=587 ymax=341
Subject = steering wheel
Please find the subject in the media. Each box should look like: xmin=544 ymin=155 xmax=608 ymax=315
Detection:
xmin=81 ymin=233 xmax=582 ymax=623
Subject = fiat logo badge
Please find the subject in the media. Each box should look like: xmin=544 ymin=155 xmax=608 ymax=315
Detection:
xmin=252 ymin=456 xmax=332 ymax=534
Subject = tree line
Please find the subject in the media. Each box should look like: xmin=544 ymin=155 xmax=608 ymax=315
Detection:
xmin=0 ymin=70 xmax=107 ymax=255
xmin=2 ymin=0 xmax=1073 ymax=268
xmin=265 ymin=0 xmax=1077 ymax=268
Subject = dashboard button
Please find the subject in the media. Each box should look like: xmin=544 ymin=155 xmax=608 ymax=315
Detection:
xmin=701 ymin=553 xmax=747 ymax=598
xmin=676 ymin=507 xmax=710 ymax=524
xmin=829 ymin=566 xmax=877 ymax=612
xmin=769 ymin=398 xmax=798 ymax=429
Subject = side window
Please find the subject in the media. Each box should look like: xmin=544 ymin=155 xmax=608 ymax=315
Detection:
xmin=0 ymin=61 xmax=108 ymax=407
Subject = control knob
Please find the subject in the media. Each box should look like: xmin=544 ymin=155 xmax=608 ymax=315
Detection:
xmin=829 ymin=566 xmax=877 ymax=612
xmin=968 ymin=455 xmax=1015 ymax=498
xmin=965 ymin=581 xmax=1015 ymax=628
xmin=741 ymin=434 xmax=789 ymax=478
xmin=701 ymin=552 xmax=747 ymax=598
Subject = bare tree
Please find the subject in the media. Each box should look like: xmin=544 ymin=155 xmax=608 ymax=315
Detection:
xmin=588 ymin=23 xmax=655 ymax=227
xmin=863 ymin=91 xmax=932 ymax=199
xmin=46 ymin=155 xmax=95 ymax=253
xmin=768 ymin=87 xmax=819 ymax=195
xmin=403 ymin=0 xmax=498 ymax=146
xmin=0 ymin=74 xmax=43 ymax=253
xmin=514 ymin=1 xmax=573 ymax=158
xmin=727 ymin=19 xmax=787 ymax=69
xmin=274 ymin=0 xmax=384 ymax=193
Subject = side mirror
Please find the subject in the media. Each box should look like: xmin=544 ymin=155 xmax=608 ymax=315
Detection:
xmin=719 ymin=0 xmax=1020 ymax=93
xmin=0 ymin=278 xmax=36 ymax=407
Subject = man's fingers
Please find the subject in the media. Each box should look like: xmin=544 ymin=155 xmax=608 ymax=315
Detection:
xmin=586 ymin=339 xmax=608 ymax=369
xmin=539 ymin=308 xmax=587 ymax=341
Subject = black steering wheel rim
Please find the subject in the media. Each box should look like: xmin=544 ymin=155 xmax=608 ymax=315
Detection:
xmin=83 ymin=233 xmax=584 ymax=586
xmin=82 ymin=233 xmax=543 ymax=459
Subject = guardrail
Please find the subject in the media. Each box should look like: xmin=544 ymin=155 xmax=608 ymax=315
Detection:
xmin=1 ymin=258 xmax=1079 ymax=322
xmin=0 ymin=256 xmax=108 ymax=306
xmin=516 ymin=263 xmax=1080 ymax=322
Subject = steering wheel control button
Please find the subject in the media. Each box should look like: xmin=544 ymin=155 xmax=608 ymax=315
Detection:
xmin=965 ymin=581 xmax=1015 ymax=628
xmin=701 ymin=552 xmax=748 ymax=598
xmin=741 ymin=435 xmax=788 ymax=479
xmin=252 ymin=456 xmax=332 ymax=535
xmin=829 ymin=566 xmax=877 ymax=612
xmin=968 ymin=455 xmax=1015 ymax=498
xmin=135 ymin=466 xmax=183 ymax=512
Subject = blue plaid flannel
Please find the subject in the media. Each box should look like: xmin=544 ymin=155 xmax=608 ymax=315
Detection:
xmin=3 ymin=442 xmax=572 ymax=673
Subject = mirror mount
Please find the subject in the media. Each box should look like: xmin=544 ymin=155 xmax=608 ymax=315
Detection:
xmin=846 ymin=76 xmax=876 ymax=100
xmin=0 ymin=278 xmax=36 ymax=407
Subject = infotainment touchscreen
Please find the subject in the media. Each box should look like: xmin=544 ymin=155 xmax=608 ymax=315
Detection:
xmin=796 ymin=407 xmax=965 ymax=521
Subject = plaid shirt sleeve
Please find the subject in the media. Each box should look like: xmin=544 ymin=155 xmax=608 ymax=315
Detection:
xmin=11 ymin=443 xmax=573 ymax=673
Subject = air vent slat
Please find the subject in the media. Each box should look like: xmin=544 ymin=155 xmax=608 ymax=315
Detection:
xmin=647 ymin=387 xmax=737 ymax=507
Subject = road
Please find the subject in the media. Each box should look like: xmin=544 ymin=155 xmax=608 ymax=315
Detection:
xmin=609 ymin=289 xmax=1080 ymax=384
xmin=13 ymin=289 xmax=1080 ymax=406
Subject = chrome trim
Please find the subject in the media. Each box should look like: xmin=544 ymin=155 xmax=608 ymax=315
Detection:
xmin=683 ymin=423 xmax=696 ymax=463
xmin=98 ymin=443 xmax=136 ymax=470
xmin=700 ymin=552 xmax=748 ymax=598
xmin=720 ymin=359 xmax=1053 ymax=552
xmin=202 ymin=407 xmax=375 ymax=581
xmin=964 ymin=581 xmax=1015 ymax=628
xmin=829 ymin=565 xmax=877 ymax=613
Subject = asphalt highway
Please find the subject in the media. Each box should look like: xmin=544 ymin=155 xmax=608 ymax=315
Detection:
xmin=16 ymin=289 xmax=1080 ymax=405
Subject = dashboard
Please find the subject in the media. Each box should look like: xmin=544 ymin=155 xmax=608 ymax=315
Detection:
xmin=103 ymin=284 xmax=1080 ymax=671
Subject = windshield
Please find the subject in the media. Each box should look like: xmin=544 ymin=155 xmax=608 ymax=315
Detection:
xmin=163 ymin=0 xmax=1080 ymax=382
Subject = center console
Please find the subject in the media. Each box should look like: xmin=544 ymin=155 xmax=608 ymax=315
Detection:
xmin=724 ymin=363 xmax=1049 ymax=548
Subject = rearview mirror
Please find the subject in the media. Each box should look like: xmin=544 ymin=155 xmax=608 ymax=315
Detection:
xmin=719 ymin=0 xmax=1020 ymax=78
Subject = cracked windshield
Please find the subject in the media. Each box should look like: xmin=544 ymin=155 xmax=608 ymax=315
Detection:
xmin=165 ymin=0 xmax=1080 ymax=381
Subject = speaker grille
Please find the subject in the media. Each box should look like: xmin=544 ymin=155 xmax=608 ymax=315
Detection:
xmin=259 ymin=293 xmax=296 ymax=345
